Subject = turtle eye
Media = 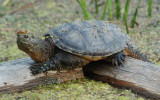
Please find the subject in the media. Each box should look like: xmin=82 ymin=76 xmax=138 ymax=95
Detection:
xmin=24 ymin=35 xmax=28 ymax=38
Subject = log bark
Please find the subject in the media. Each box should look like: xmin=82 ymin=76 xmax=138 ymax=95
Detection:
xmin=0 ymin=57 xmax=83 ymax=94
xmin=83 ymin=57 xmax=160 ymax=100
xmin=0 ymin=57 xmax=160 ymax=99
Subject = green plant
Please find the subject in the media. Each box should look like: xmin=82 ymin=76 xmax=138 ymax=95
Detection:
xmin=130 ymin=0 xmax=141 ymax=28
xmin=77 ymin=0 xmax=93 ymax=20
xmin=123 ymin=0 xmax=130 ymax=23
xmin=115 ymin=0 xmax=121 ymax=19
xmin=125 ymin=16 xmax=129 ymax=34
xmin=76 ymin=0 xmax=152 ymax=33
xmin=101 ymin=0 xmax=108 ymax=20
xmin=95 ymin=0 xmax=98 ymax=14
xmin=123 ymin=0 xmax=130 ymax=33
xmin=148 ymin=0 xmax=152 ymax=17
xmin=108 ymin=0 xmax=113 ymax=19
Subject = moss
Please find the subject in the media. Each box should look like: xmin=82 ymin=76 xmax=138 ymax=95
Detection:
xmin=0 ymin=79 xmax=144 ymax=100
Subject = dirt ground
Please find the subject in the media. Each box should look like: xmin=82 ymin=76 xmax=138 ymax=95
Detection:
xmin=0 ymin=0 xmax=160 ymax=99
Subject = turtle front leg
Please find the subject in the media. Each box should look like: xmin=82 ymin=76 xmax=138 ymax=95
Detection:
xmin=30 ymin=52 xmax=90 ymax=75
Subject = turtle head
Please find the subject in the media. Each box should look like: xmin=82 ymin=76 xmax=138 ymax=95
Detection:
xmin=17 ymin=33 xmax=55 ymax=62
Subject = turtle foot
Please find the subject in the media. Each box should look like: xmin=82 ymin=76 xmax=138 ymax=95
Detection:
xmin=30 ymin=62 xmax=51 ymax=75
xmin=113 ymin=51 xmax=126 ymax=67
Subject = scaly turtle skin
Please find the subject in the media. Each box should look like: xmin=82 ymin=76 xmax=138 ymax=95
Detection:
xmin=17 ymin=20 xmax=150 ymax=74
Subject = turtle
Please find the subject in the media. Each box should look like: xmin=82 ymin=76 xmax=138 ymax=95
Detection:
xmin=17 ymin=20 xmax=150 ymax=75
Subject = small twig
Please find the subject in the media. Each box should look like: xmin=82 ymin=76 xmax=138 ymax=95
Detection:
xmin=10 ymin=0 xmax=43 ymax=15
xmin=135 ymin=21 xmax=139 ymax=27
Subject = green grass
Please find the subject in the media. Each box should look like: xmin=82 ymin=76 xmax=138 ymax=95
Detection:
xmin=123 ymin=0 xmax=130 ymax=23
xmin=101 ymin=0 xmax=108 ymax=20
xmin=108 ymin=0 xmax=113 ymax=19
xmin=115 ymin=0 xmax=121 ymax=19
xmin=76 ymin=0 xmax=152 ymax=33
xmin=123 ymin=0 xmax=130 ymax=33
xmin=77 ymin=0 xmax=93 ymax=20
xmin=148 ymin=0 xmax=152 ymax=17
xmin=124 ymin=16 xmax=129 ymax=34
xmin=95 ymin=0 xmax=98 ymax=14
xmin=130 ymin=0 xmax=141 ymax=28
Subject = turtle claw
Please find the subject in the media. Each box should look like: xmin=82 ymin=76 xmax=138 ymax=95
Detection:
xmin=119 ymin=56 xmax=125 ymax=65
xmin=30 ymin=63 xmax=47 ymax=75
xmin=30 ymin=59 xmax=56 ymax=75
xmin=121 ymin=55 xmax=126 ymax=61
xmin=114 ymin=58 xmax=119 ymax=67
xmin=113 ymin=52 xmax=126 ymax=67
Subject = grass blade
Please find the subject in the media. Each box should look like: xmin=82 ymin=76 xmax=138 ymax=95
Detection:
xmin=130 ymin=0 xmax=141 ymax=28
xmin=95 ymin=0 xmax=99 ymax=14
xmin=108 ymin=0 xmax=113 ymax=19
xmin=123 ymin=0 xmax=130 ymax=23
xmin=101 ymin=0 xmax=108 ymax=20
xmin=123 ymin=0 xmax=130 ymax=34
xmin=148 ymin=0 xmax=152 ymax=17
xmin=125 ymin=17 xmax=129 ymax=34
xmin=76 ymin=0 xmax=93 ymax=20
xmin=115 ymin=0 xmax=121 ymax=19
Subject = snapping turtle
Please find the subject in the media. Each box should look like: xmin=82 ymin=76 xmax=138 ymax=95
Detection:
xmin=17 ymin=20 xmax=149 ymax=74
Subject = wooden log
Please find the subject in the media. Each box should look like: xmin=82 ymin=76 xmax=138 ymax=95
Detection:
xmin=83 ymin=57 xmax=160 ymax=100
xmin=0 ymin=57 xmax=83 ymax=94
xmin=0 ymin=57 xmax=160 ymax=100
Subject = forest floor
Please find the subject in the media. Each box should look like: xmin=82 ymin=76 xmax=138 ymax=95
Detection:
xmin=0 ymin=0 xmax=160 ymax=99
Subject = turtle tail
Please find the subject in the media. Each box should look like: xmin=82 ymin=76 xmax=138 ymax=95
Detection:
xmin=123 ymin=43 xmax=151 ymax=62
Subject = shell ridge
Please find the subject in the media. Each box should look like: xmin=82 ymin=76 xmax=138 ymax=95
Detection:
xmin=77 ymin=31 xmax=87 ymax=51
xmin=79 ymin=29 xmax=93 ymax=53
xmin=112 ymin=33 xmax=125 ymax=54
xmin=71 ymin=22 xmax=88 ymax=50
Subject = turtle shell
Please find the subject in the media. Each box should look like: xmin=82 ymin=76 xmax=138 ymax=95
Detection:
xmin=47 ymin=20 xmax=130 ymax=60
